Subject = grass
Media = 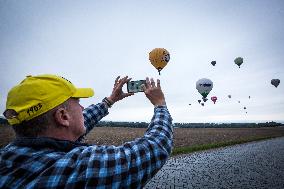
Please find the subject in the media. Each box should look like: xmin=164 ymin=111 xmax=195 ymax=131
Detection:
xmin=171 ymin=135 xmax=280 ymax=156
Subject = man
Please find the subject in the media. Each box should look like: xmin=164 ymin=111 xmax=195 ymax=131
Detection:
xmin=0 ymin=74 xmax=173 ymax=188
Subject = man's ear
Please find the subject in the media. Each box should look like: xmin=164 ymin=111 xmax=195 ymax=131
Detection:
xmin=53 ymin=108 xmax=70 ymax=127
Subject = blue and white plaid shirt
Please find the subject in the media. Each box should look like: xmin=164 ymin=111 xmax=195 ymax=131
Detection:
xmin=0 ymin=102 xmax=173 ymax=188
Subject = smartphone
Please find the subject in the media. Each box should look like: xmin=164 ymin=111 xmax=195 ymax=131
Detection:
xmin=127 ymin=80 xmax=146 ymax=93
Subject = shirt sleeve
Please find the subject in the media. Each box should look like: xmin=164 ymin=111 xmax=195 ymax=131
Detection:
xmin=73 ymin=105 xmax=173 ymax=188
xmin=78 ymin=102 xmax=109 ymax=141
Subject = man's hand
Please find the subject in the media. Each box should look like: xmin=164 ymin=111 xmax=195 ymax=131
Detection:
xmin=107 ymin=76 xmax=134 ymax=104
xmin=142 ymin=77 xmax=166 ymax=107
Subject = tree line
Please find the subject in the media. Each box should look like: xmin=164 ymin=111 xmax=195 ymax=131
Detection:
xmin=95 ymin=120 xmax=283 ymax=128
xmin=0 ymin=117 xmax=282 ymax=128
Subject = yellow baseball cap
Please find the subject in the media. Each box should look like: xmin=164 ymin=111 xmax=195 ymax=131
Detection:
xmin=4 ymin=74 xmax=94 ymax=125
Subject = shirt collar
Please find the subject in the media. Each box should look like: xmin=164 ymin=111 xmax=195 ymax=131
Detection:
xmin=12 ymin=137 xmax=89 ymax=152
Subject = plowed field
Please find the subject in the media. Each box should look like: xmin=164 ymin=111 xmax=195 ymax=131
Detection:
xmin=1 ymin=125 xmax=284 ymax=149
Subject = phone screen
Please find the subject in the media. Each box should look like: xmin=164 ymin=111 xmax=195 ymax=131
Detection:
xmin=127 ymin=80 xmax=146 ymax=93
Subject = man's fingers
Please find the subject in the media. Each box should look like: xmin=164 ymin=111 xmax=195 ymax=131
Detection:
xmin=146 ymin=77 xmax=150 ymax=88
xmin=157 ymin=79 xmax=161 ymax=89
xmin=115 ymin=76 xmax=129 ymax=88
xmin=122 ymin=76 xmax=129 ymax=83
xmin=115 ymin=76 xmax=120 ymax=84
xmin=119 ymin=76 xmax=129 ymax=86
xmin=126 ymin=77 xmax=132 ymax=83
xmin=113 ymin=76 xmax=121 ymax=88
xmin=150 ymin=78 xmax=156 ymax=88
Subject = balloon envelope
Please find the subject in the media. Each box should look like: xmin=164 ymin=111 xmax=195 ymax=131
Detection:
xmin=198 ymin=100 xmax=201 ymax=103
xmin=196 ymin=78 xmax=213 ymax=98
xmin=211 ymin=61 xmax=216 ymax=66
xmin=271 ymin=79 xmax=280 ymax=88
xmin=228 ymin=95 xmax=231 ymax=98
xmin=149 ymin=48 xmax=170 ymax=75
xmin=234 ymin=57 xmax=243 ymax=68
xmin=211 ymin=96 xmax=217 ymax=104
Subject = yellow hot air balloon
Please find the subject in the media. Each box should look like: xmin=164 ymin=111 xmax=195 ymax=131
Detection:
xmin=149 ymin=48 xmax=170 ymax=75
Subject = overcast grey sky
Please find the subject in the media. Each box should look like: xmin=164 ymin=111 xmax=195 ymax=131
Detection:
xmin=1 ymin=0 xmax=284 ymax=123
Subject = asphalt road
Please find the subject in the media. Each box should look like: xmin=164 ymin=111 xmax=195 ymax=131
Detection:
xmin=144 ymin=137 xmax=284 ymax=189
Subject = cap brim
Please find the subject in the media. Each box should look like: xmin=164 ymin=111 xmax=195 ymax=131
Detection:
xmin=72 ymin=88 xmax=94 ymax=98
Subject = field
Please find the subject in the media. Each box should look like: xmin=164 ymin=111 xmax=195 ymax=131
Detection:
xmin=0 ymin=126 xmax=284 ymax=154
xmin=1 ymin=124 xmax=284 ymax=155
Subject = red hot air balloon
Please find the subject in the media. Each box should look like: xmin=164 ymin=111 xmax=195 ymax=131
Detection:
xmin=211 ymin=96 xmax=217 ymax=104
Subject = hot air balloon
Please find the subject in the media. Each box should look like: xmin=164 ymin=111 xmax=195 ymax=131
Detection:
xmin=211 ymin=61 xmax=216 ymax=66
xmin=201 ymin=103 xmax=204 ymax=106
xmin=211 ymin=96 xmax=217 ymax=104
xmin=238 ymin=101 xmax=240 ymax=103
xmin=244 ymin=107 xmax=246 ymax=110
xmin=249 ymin=96 xmax=251 ymax=99
xmin=189 ymin=104 xmax=191 ymax=106
xmin=198 ymin=100 xmax=201 ymax=104
xmin=149 ymin=48 xmax=170 ymax=75
xmin=203 ymin=98 xmax=208 ymax=102
xmin=228 ymin=95 xmax=231 ymax=98
xmin=196 ymin=78 xmax=213 ymax=100
xmin=234 ymin=57 xmax=243 ymax=68
xmin=271 ymin=79 xmax=280 ymax=88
